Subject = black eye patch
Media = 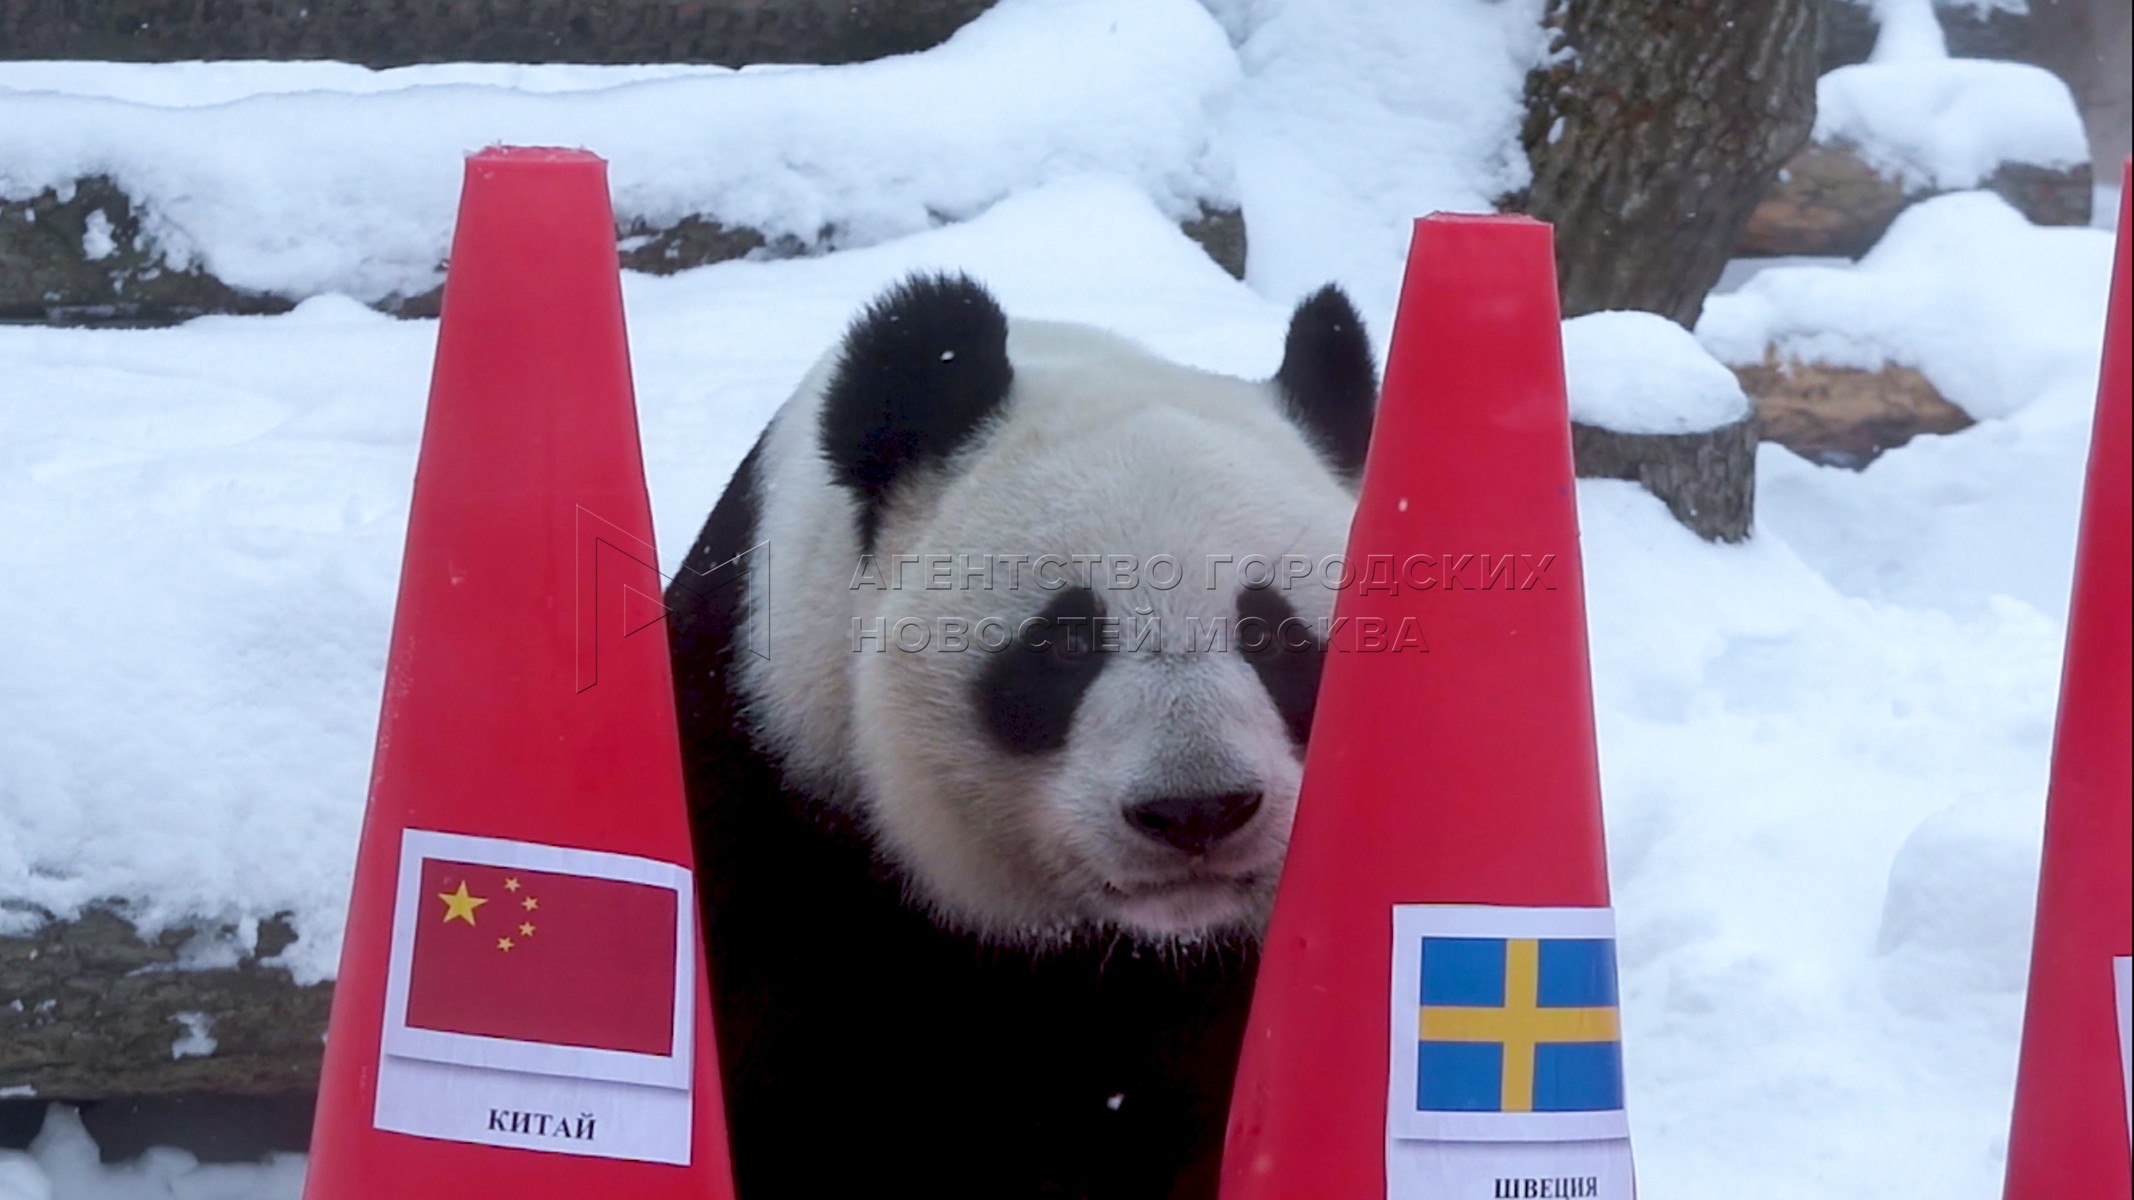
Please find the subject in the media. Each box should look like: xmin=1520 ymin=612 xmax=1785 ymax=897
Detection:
xmin=1236 ymin=585 xmax=1326 ymax=749
xmin=974 ymin=586 xmax=1110 ymax=755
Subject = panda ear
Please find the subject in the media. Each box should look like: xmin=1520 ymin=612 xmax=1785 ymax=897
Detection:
xmin=818 ymin=272 xmax=1014 ymax=546
xmin=1274 ymin=284 xmax=1377 ymax=479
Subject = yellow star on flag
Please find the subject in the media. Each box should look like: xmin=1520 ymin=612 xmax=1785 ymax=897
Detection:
xmin=504 ymin=877 xmax=521 ymax=892
xmin=522 ymin=896 xmax=539 ymax=912
xmin=496 ymin=936 xmax=515 ymax=952
xmin=438 ymin=882 xmax=487 ymax=926
xmin=519 ymin=922 xmax=536 ymax=937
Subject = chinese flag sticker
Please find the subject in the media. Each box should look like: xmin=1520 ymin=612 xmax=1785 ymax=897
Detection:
xmin=408 ymin=858 xmax=677 ymax=1056
xmin=374 ymin=829 xmax=695 ymax=1164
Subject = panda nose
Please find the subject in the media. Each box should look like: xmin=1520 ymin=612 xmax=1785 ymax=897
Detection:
xmin=1124 ymin=791 xmax=1263 ymax=855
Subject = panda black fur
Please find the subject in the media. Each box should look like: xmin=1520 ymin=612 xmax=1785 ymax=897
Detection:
xmin=666 ymin=274 xmax=1375 ymax=1198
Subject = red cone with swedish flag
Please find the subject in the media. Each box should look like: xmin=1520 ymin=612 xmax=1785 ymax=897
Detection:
xmin=303 ymin=148 xmax=735 ymax=1198
xmin=1222 ymin=214 xmax=1635 ymax=1198
xmin=1999 ymin=163 xmax=2133 ymax=1200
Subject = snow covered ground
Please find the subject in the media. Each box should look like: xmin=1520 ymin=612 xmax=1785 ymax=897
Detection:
xmin=1 ymin=0 xmax=2122 ymax=1196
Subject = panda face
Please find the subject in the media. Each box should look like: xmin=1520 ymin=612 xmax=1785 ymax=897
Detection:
xmin=738 ymin=274 xmax=1376 ymax=945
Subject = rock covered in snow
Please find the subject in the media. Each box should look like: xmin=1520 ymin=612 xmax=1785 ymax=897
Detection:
xmin=1816 ymin=57 xmax=2088 ymax=193
xmin=1734 ymin=355 xmax=1974 ymax=469
xmin=1704 ymin=190 xmax=2113 ymax=422
xmin=1741 ymin=58 xmax=2092 ymax=258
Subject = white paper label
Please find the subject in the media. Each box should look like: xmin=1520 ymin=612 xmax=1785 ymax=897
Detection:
xmin=1389 ymin=1138 xmax=1635 ymax=1199
xmin=371 ymin=828 xmax=696 ymax=1164
xmin=1387 ymin=905 xmax=1636 ymax=1198
xmin=2115 ymin=955 xmax=2131 ymax=1147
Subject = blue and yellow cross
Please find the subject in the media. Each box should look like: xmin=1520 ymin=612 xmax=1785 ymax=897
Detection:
xmin=1415 ymin=935 xmax=1624 ymax=1114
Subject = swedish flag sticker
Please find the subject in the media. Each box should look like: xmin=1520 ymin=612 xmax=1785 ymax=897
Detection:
xmin=1388 ymin=905 xmax=1630 ymax=1144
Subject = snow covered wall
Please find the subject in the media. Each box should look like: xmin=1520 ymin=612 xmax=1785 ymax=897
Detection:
xmin=0 ymin=0 xmax=1238 ymax=304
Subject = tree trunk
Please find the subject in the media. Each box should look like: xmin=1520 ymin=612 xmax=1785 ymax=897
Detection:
xmin=1515 ymin=0 xmax=1823 ymax=329
xmin=0 ymin=0 xmax=1000 ymax=68
xmin=1513 ymin=0 xmax=1820 ymax=543
xmin=2028 ymin=0 xmax=2133 ymax=185
xmin=1571 ymin=419 xmax=1758 ymax=543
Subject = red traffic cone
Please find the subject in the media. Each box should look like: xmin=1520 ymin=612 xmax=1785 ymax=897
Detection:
xmin=1223 ymin=215 xmax=1633 ymax=1198
xmin=2001 ymin=164 xmax=2134 ymax=1200
xmin=304 ymin=148 xmax=735 ymax=1199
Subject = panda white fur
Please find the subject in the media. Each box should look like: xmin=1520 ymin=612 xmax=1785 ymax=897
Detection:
xmin=667 ymin=273 xmax=1375 ymax=1198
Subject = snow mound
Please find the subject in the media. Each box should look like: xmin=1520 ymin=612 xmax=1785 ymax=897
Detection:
xmin=0 ymin=1107 xmax=303 ymax=1200
xmin=1876 ymin=792 xmax=2043 ymax=1011
xmin=0 ymin=1152 xmax=50 ymax=1200
xmin=0 ymin=0 xmax=1237 ymax=303
xmin=1698 ymin=191 xmax=2114 ymax=420
xmin=1562 ymin=310 xmax=1749 ymax=434
xmin=1816 ymin=58 xmax=2088 ymax=191
xmin=1581 ymin=481 xmax=2064 ymax=1199
xmin=1864 ymin=0 xmax=1948 ymax=64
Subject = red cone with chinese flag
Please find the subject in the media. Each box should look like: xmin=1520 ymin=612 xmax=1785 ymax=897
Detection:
xmin=2001 ymin=164 xmax=2134 ymax=1200
xmin=1222 ymin=215 xmax=1633 ymax=1198
xmin=304 ymin=148 xmax=735 ymax=1198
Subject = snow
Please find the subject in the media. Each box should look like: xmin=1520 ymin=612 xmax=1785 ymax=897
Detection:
xmin=1216 ymin=0 xmax=1548 ymax=324
xmin=0 ymin=3 xmax=2125 ymax=1198
xmin=1868 ymin=0 xmax=1950 ymax=62
xmin=77 ymin=211 xmax=114 ymax=262
xmin=1817 ymin=59 xmax=2089 ymax=191
xmin=1562 ymin=311 xmax=1750 ymax=434
xmin=168 ymin=1013 xmax=217 ymax=1060
xmin=0 ymin=1109 xmax=302 ymax=1200
xmin=0 ymin=1155 xmax=46 ymax=1200
xmin=0 ymin=0 xmax=1237 ymax=304
xmin=1700 ymin=191 xmax=2113 ymax=421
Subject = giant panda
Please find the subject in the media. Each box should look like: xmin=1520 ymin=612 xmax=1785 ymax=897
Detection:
xmin=666 ymin=272 xmax=1376 ymax=1198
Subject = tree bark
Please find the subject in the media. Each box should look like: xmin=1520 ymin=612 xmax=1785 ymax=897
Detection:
xmin=0 ymin=907 xmax=328 ymax=1099
xmin=0 ymin=0 xmax=1000 ymax=68
xmin=1571 ymin=419 xmax=1757 ymax=543
xmin=1515 ymin=0 xmax=1820 ymax=542
xmin=2028 ymin=0 xmax=2133 ymax=184
xmin=1516 ymin=0 xmax=1824 ymax=329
